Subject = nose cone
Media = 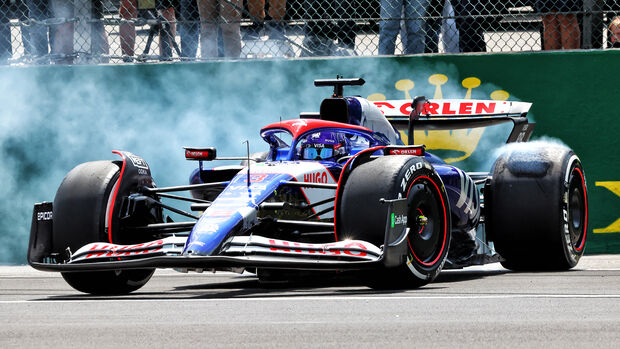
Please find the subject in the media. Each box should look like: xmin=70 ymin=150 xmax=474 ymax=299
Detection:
xmin=183 ymin=171 xmax=292 ymax=256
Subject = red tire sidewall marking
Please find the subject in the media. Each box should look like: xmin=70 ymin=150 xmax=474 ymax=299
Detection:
xmin=406 ymin=175 xmax=448 ymax=267
xmin=573 ymin=166 xmax=587 ymax=252
xmin=108 ymin=151 xmax=127 ymax=244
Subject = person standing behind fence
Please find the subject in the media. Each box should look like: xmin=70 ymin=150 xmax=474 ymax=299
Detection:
xmin=536 ymin=0 xmax=581 ymax=50
xmin=120 ymin=0 xmax=177 ymax=60
xmin=179 ymin=0 xmax=200 ymax=57
xmin=454 ymin=0 xmax=487 ymax=52
xmin=424 ymin=0 xmax=459 ymax=53
xmin=609 ymin=16 xmax=620 ymax=48
xmin=379 ymin=0 xmax=429 ymax=54
xmin=23 ymin=0 xmax=74 ymax=63
xmin=25 ymin=0 xmax=50 ymax=61
xmin=0 ymin=0 xmax=11 ymax=64
xmin=301 ymin=0 xmax=356 ymax=55
xmin=244 ymin=0 xmax=287 ymax=39
xmin=90 ymin=0 xmax=110 ymax=62
xmin=49 ymin=0 xmax=74 ymax=63
xmin=197 ymin=0 xmax=242 ymax=58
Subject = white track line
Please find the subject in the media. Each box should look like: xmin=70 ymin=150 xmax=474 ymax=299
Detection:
xmin=2 ymin=294 xmax=620 ymax=304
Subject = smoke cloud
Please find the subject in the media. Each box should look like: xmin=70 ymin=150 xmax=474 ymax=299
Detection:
xmin=0 ymin=62 xmax=306 ymax=264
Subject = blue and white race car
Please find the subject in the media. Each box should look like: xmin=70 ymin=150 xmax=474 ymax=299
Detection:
xmin=28 ymin=78 xmax=588 ymax=294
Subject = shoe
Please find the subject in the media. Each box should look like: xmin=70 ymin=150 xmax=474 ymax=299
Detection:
xmin=243 ymin=22 xmax=263 ymax=40
xmin=266 ymin=21 xmax=286 ymax=40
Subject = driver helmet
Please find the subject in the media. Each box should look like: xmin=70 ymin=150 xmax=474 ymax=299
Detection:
xmin=299 ymin=131 xmax=350 ymax=161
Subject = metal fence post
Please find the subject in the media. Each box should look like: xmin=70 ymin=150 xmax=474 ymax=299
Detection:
xmin=583 ymin=0 xmax=605 ymax=49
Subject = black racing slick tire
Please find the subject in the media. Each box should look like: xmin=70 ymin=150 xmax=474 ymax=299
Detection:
xmin=53 ymin=161 xmax=155 ymax=295
xmin=485 ymin=145 xmax=588 ymax=271
xmin=338 ymin=156 xmax=451 ymax=288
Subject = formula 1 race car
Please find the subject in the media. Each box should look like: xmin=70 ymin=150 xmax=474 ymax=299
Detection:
xmin=28 ymin=78 xmax=588 ymax=294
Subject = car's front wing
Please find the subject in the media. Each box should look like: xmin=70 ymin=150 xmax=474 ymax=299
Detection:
xmin=28 ymin=199 xmax=410 ymax=273
xmin=29 ymin=236 xmax=384 ymax=272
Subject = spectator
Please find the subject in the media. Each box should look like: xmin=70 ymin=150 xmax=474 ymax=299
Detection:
xmin=25 ymin=0 xmax=51 ymax=61
xmin=608 ymin=16 xmax=620 ymax=48
xmin=537 ymin=0 xmax=581 ymax=50
xmin=120 ymin=0 xmax=177 ymax=60
xmin=302 ymin=0 xmax=356 ymax=56
xmin=23 ymin=0 xmax=75 ymax=64
xmin=179 ymin=0 xmax=200 ymax=57
xmin=15 ymin=0 xmax=36 ymax=56
xmin=91 ymin=0 xmax=110 ymax=62
xmin=244 ymin=0 xmax=287 ymax=40
xmin=50 ymin=0 xmax=75 ymax=63
xmin=197 ymin=0 xmax=242 ymax=58
xmin=379 ymin=0 xmax=428 ymax=54
xmin=424 ymin=0 xmax=459 ymax=53
xmin=0 ymin=0 xmax=11 ymax=64
xmin=454 ymin=0 xmax=486 ymax=52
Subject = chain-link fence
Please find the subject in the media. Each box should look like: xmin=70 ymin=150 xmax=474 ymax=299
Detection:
xmin=1 ymin=0 xmax=619 ymax=64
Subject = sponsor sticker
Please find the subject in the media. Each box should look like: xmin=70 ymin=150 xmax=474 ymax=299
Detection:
xmin=304 ymin=171 xmax=329 ymax=183
xmin=127 ymin=153 xmax=149 ymax=170
xmin=390 ymin=213 xmax=408 ymax=228
xmin=389 ymin=148 xmax=424 ymax=156
xmin=37 ymin=211 xmax=53 ymax=221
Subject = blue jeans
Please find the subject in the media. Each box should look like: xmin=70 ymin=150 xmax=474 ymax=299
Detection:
xmin=26 ymin=0 xmax=50 ymax=57
xmin=379 ymin=0 xmax=429 ymax=55
xmin=180 ymin=0 xmax=200 ymax=58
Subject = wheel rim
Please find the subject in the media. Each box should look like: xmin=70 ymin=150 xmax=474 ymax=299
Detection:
xmin=569 ymin=167 xmax=587 ymax=251
xmin=406 ymin=176 xmax=448 ymax=266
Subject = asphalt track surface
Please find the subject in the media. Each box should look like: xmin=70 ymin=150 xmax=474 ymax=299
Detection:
xmin=2 ymin=255 xmax=620 ymax=348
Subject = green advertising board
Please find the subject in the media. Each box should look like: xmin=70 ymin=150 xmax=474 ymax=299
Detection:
xmin=1 ymin=50 xmax=619 ymax=264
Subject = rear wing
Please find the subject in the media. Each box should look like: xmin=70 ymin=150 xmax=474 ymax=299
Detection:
xmin=374 ymin=99 xmax=536 ymax=144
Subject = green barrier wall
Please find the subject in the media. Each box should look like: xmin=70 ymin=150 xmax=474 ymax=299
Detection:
xmin=1 ymin=50 xmax=619 ymax=264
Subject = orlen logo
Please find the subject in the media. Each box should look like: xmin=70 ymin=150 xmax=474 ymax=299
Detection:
xmin=37 ymin=211 xmax=53 ymax=221
xmin=375 ymin=101 xmax=496 ymax=116
xmin=186 ymin=150 xmax=207 ymax=157
xmin=424 ymin=101 xmax=495 ymax=115
xmin=304 ymin=171 xmax=329 ymax=183
xmin=390 ymin=148 xmax=423 ymax=156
